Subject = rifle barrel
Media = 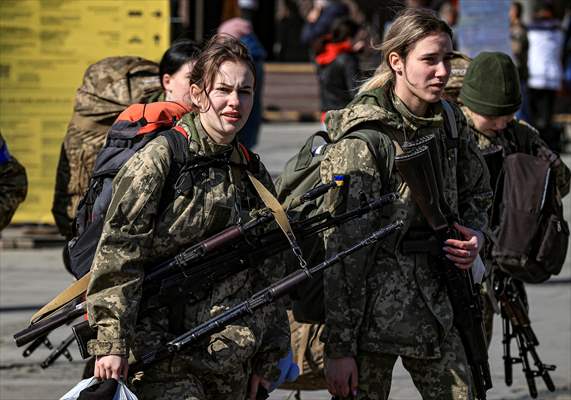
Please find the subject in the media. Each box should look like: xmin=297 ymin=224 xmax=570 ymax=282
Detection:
xmin=167 ymin=221 xmax=403 ymax=353
xmin=14 ymin=303 xmax=85 ymax=347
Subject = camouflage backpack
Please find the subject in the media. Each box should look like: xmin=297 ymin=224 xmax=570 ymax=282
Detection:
xmin=52 ymin=56 xmax=162 ymax=239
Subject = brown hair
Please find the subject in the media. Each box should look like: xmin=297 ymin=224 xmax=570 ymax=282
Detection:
xmin=189 ymin=34 xmax=256 ymax=108
xmin=359 ymin=8 xmax=452 ymax=93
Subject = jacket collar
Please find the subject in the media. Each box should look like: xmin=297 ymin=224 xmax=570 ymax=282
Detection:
xmin=325 ymin=86 xmax=444 ymax=143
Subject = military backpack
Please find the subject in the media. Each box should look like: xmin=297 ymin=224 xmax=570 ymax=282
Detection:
xmin=53 ymin=56 xmax=162 ymax=239
xmin=491 ymin=153 xmax=569 ymax=283
xmin=64 ymin=102 xmax=192 ymax=279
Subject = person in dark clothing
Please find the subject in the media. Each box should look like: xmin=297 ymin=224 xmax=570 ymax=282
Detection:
xmin=316 ymin=16 xmax=360 ymax=121
xmin=301 ymin=0 xmax=350 ymax=50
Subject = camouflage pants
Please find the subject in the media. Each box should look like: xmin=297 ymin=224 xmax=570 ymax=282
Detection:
xmin=338 ymin=328 xmax=471 ymax=400
xmin=130 ymin=355 xmax=251 ymax=400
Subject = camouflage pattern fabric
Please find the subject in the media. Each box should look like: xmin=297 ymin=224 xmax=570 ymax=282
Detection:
xmin=0 ymin=133 xmax=27 ymax=231
xmin=318 ymin=87 xmax=491 ymax=394
xmin=443 ymin=52 xmax=472 ymax=103
xmin=86 ymin=113 xmax=289 ymax=399
xmin=334 ymin=328 xmax=470 ymax=400
xmin=52 ymin=56 xmax=161 ymax=238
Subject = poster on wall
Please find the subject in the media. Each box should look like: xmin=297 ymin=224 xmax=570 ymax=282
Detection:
xmin=0 ymin=0 xmax=169 ymax=224
xmin=456 ymin=0 xmax=512 ymax=58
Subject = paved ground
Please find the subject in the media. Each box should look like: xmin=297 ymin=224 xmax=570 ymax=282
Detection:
xmin=1 ymin=122 xmax=570 ymax=399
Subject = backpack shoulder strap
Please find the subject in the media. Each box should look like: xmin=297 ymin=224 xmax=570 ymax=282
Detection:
xmin=344 ymin=127 xmax=395 ymax=193
xmin=162 ymin=126 xmax=191 ymax=167
xmin=159 ymin=128 xmax=193 ymax=199
xmin=441 ymin=100 xmax=459 ymax=150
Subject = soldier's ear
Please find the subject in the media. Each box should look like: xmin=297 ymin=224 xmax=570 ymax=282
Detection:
xmin=190 ymin=84 xmax=209 ymax=112
xmin=162 ymin=74 xmax=172 ymax=92
xmin=388 ymin=52 xmax=403 ymax=75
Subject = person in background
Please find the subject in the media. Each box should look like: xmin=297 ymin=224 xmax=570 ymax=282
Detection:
xmin=218 ymin=17 xmax=267 ymax=149
xmin=52 ymin=40 xmax=201 ymax=241
xmin=157 ymin=39 xmax=202 ymax=104
xmin=441 ymin=51 xmax=471 ymax=103
xmin=509 ymin=1 xmax=530 ymax=122
xmin=437 ymin=1 xmax=459 ymax=49
xmin=458 ymin=51 xmax=570 ymax=344
xmin=0 ymin=133 xmax=27 ymax=232
xmin=527 ymin=1 xmax=564 ymax=152
xmin=320 ymin=8 xmax=491 ymax=399
xmin=316 ymin=16 xmax=361 ymax=124
xmin=301 ymin=0 xmax=350 ymax=50
xmin=86 ymin=35 xmax=289 ymax=400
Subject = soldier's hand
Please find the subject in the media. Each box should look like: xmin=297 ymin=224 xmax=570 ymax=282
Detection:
xmin=443 ymin=223 xmax=483 ymax=270
xmin=94 ymin=355 xmax=128 ymax=381
xmin=536 ymin=146 xmax=560 ymax=167
xmin=248 ymin=373 xmax=270 ymax=400
xmin=325 ymin=356 xmax=358 ymax=398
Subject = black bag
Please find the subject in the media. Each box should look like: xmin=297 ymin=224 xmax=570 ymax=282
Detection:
xmin=65 ymin=102 xmax=192 ymax=279
xmin=492 ymin=153 xmax=569 ymax=283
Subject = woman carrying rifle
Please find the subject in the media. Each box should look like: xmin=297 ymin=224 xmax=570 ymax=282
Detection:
xmin=320 ymin=8 xmax=492 ymax=399
xmin=85 ymin=35 xmax=289 ymax=400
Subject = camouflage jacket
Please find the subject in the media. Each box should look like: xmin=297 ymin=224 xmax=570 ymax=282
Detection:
xmin=0 ymin=133 xmax=27 ymax=231
xmin=86 ymin=113 xmax=289 ymax=379
xmin=463 ymin=108 xmax=570 ymax=198
xmin=319 ymin=87 xmax=492 ymax=359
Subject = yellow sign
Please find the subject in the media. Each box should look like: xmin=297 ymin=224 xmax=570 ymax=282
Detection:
xmin=0 ymin=0 xmax=170 ymax=223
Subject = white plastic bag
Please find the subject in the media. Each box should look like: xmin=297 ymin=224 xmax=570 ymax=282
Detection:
xmin=59 ymin=377 xmax=138 ymax=400
xmin=59 ymin=377 xmax=97 ymax=400
xmin=114 ymin=380 xmax=138 ymax=400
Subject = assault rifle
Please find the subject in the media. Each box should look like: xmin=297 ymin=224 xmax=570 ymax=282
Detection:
xmin=131 ymin=221 xmax=404 ymax=367
xmin=14 ymin=189 xmax=399 ymax=351
xmin=495 ymin=271 xmax=556 ymax=398
xmin=396 ymin=135 xmax=492 ymax=400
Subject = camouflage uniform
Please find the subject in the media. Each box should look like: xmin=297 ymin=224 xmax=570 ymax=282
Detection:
xmin=86 ymin=113 xmax=290 ymax=400
xmin=319 ymin=87 xmax=492 ymax=400
xmin=463 ymin=110 xmax=571 ymax=343
xmin=0 ymin=133 xmax=27 ymax=231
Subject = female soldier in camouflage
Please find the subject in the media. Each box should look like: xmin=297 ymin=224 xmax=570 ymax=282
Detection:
xmin=458 ymin=51 xmax=570 ymax=344
xmin=320 ymin=8 xmax=492 ymax=399
xmin=85 ymin=35 xmax=289 ymax=400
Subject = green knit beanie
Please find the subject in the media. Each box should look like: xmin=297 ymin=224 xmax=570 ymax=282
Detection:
xmin=459 ymin=52 xmax=521 ymax=116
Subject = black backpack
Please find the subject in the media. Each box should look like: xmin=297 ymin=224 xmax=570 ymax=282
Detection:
xmin=491 ymin=153 xmax=569 ymax=283
xmin=64 ymin=102 xmax=192 ymax=279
